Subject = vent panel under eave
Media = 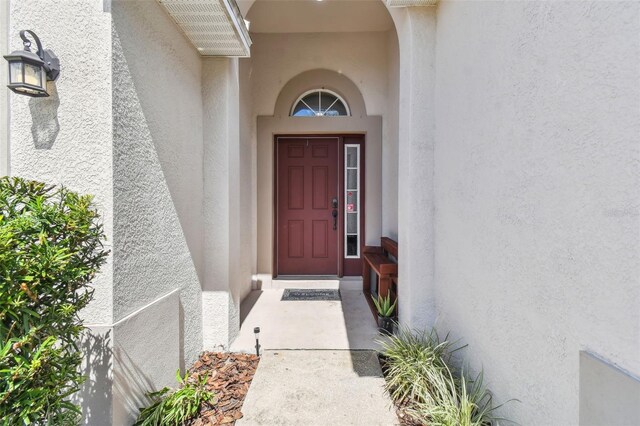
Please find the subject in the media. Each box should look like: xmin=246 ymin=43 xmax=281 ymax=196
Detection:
xmin=157 ymin=0 xmax=252 ymax=57
xmin=386 ymin=0 xmax=437 ymax=6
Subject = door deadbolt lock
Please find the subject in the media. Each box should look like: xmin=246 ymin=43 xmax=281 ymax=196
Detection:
xmin=331 ymin=197 xmax=338 ymax=230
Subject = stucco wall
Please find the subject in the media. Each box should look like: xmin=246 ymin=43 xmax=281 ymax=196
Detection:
xmin=8 ymin=2 xmax=117 ymax=422
xmin=432 ymin=1 xmax=640 ymax=423
xmin=239 ymin=56 xmax=256 ymax=299
xmin=384 ymin=29 xmax=400 ymax=240
xmin=111 ymin=290 xmax=180 ymax=425
xmin=248 ymin=32 xmax=393 ymax=117
xmin=9 ymin=0 xmax=114 ymax=325
xmin=394 ymin=7 xmax=438 ymax=330
xmin=111 ymin=0 xmax=204 ymax=371
xmin=202 ymin=57 xmax=253 ymax=349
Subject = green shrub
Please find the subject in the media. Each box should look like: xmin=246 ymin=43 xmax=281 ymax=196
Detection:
xmin=380 ymin=327 xmax=511 ymax=426
xmin=0 ymin=177 xmax=108 ymax=424
xmin=135 ymin=370 xmax=216 ymax=426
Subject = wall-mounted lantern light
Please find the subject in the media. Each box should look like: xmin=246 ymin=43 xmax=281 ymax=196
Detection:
xmin=4 ymin=30 xmax=60 ymax=97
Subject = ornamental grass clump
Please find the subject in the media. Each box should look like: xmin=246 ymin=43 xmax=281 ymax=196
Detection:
xmin=380 ymin=326 xmax=511 ymax=426
xmin=380 ymin=327 xmax=462 ymax=406
xmin=0 ymin=177 xmax=108 ymax=424
xmin=406 ymin=366 xmax=499 ymax=426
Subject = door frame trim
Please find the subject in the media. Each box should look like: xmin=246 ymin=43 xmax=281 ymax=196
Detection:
xmin=273 ymin=134 xmax=366 ymax=278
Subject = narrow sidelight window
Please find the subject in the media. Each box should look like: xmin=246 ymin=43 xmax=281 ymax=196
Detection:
xmin=345 ymin=144 xmax=360 ymax=258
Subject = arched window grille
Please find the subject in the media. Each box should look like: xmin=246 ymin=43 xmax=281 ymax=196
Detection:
xmin=290 ymin=89 xmax=350 ymax=117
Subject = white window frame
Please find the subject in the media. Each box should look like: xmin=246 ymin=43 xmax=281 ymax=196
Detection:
xmin=290 ymin=88 xmax=351 ymax=117
xmin=344 ymin=144 xmax=360 ymax=258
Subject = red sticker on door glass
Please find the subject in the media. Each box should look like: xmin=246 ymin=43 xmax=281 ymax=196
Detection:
xmin=347 ymin=204 xmax=354 ymax=212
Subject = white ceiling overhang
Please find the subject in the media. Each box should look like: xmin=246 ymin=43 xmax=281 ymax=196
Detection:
xmin=386 ymin=0 xmax=437 ymax=6
xmin=157 ymin=0 xmax=252 ymax=57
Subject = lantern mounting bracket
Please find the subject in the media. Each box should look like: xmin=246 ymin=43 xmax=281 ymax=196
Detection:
xmin=19 ymin=30 xmax=59 ymax=82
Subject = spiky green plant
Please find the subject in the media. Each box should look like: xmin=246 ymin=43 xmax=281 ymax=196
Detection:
xmin=379 ymin=326 xmax=462 ymax=405
xmin=407 ymin=366 xmax=503 ymax=426
xmin=372 ymin=294 xmax=397 ymax=317
xmin=135 ymin=370 xmax=216 ymax=426
xmin=379 ymin=326 xmax=512 ymax=426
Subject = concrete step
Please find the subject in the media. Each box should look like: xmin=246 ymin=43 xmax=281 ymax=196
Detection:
xmin=262 ymin=277 xmax=363 ymax=291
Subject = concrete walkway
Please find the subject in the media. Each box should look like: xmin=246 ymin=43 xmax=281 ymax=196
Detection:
xmin=230 ymin=279 xmax=381 ymax=351
xmin=237 ymin=350 xmax=398 ymax=426
xmin=231 ymin=279 xmax=397 ymax=425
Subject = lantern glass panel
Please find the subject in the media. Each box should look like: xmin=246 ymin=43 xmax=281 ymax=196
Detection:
xmin=24 ymin=63 xmax=42 ymax=87
xmin=9 ymin=61 xmax=22 ymax=84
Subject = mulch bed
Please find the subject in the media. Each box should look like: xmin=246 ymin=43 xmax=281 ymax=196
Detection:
xmin=186 ymin=352 xmax=260 ymax=425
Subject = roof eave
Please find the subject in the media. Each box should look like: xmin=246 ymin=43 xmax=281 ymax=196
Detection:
xmin=157 ymin=0 xmax=252 ymax=58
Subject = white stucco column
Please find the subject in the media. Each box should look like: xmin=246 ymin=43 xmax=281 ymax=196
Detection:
xmin=202 ymin=58 xmax=242 ymax=349
xmin=394 ymin=7 xmax=437 ymax=330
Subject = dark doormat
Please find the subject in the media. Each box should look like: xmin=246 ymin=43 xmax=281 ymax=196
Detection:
xmin=281 ymin=289 xmax=341 ymax=301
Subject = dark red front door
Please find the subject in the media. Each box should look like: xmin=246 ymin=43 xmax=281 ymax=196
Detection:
xmin=277 ymin=138 xmax=339 ymax=275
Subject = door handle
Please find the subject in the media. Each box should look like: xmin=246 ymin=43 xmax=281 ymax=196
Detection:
xmin=331 ymin=197 xmax=338 ymax=230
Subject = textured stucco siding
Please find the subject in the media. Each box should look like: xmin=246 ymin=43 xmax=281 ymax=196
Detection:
xmin=432 ymin=1 xmax=640 ymax=424
xmin=111 ymin=0 xmax=204 ymax=370
xmin=239 ymin=55 xmax=256 ymax=305
xmin=202 ymin=58 xmax=247 ymax=348
xmin=8 ymin=0 xmax=114 ymax=325
xmin=384 ymin=29 xmax=400 ymax=240
xmin=248 ymin=32 xmax=393 ymax=117
xmin=395 ymin=7 xmax=437 ymax=330
xmin=112 ymin=290 xmax=180 ymax=425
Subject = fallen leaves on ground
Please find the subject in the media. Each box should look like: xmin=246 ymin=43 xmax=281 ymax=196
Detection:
xmin=187 ymin=352 xmax=260 ymax=425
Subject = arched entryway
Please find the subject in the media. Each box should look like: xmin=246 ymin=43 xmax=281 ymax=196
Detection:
xmin=255 ymin=70 xmax=382 ymax=280
xmin=237 ymin=0 xmax=437 ymax=331
xmin=238 ymin=0 xmax=401 ymax=284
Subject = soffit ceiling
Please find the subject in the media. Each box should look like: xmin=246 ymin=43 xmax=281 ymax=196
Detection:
xmin=246 ymin=0 xmax=394 ymax=34
xmin=157 ymin=0 xmax=252 ymax=57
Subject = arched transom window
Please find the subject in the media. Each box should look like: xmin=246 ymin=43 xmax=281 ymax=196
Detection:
xmin=291 ymin=89 xmax=350 ymax=117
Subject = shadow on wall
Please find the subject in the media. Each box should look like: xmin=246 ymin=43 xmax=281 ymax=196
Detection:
xmin=74 ymin=329 xmax=113 ymax=424
xmin=110 ymin=0 xmax=204 ymax=368
xmin=179 ymin=301 xmax=185 ymax=372
xmin=74 ymin=328 xmax=164 ymax=424
xmin=29 ymin=82 xmax=60 ymax=148
xmin=113 ymin=345 xmax=157 ymax=422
